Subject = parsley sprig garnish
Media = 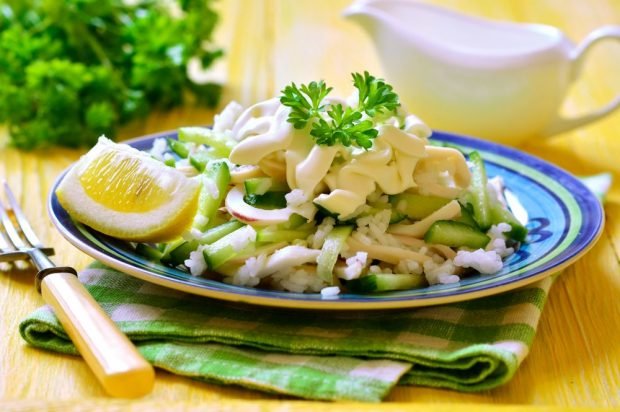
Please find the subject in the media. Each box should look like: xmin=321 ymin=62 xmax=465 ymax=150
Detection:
xmin=280 ymin=71 xmax=400 ymax=149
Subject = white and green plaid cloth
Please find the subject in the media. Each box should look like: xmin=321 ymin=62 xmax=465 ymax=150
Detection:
xmin=19 ymin=262 xmax=553 ymax=402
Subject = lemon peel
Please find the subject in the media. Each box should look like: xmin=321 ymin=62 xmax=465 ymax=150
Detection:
xmin=56 ymin=136 xmax=200 ymax=242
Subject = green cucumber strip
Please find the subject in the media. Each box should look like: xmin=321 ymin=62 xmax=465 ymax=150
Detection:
xmin=167 ymin=138 xmax=190 ymax=158
xmin=194 ymin=160 xmax=231 ymax=231
xmin=468 ymin=151 xmax=492 ymax=230
xmin=135 ymin=243 xmax=163 ymax=261
xmin=161 ymin=240 xmax=199 ymax=266
xmin=189 ymin=150 xmax=215 ymax=173
xmin=389 ymin=193 xmax=451 ymax=220
xmin=347 ymin=273 xmax=427 ymax=293
xmin=277 ymin=213 xmax=308 ymax=229
xmin=178 ymin=127 xmax=235 ymax=157
xmin=163 ymin=157 xmax=176 ymax=167
xmin=313 ymin=201 xmax=341 ymax=220
xmin=244 ymin=177 xmax=289 ymax=196
xmin=244 ymin=191 xmax=288 ymax=210
xmin=160 ymin=238 xmax=185 ymax=262
xmin=256 ymin=227 xmax=312 ymax=243
xmin=203 ymin=226 xmax=256 ymax=269
xmin=359 ymin=205 xmax=407 ymax=224
xmin=424 ymin=220 xmax=490 ymax=249
xmin=201 ymin=220 xmax=245 ymax=244
xmin=389 ymin=210 xmax=407 ymax=224
xmin=454 ymin=203 xmax=479 ymax=228
xmin=489 ymin=200 xmax=528 ymax=242
xmin=316 ymin=225 xmax=353 ymax=283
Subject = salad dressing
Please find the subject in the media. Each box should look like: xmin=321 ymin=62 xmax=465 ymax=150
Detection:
xmin=222 ymin=98 xmax=471 ymax=218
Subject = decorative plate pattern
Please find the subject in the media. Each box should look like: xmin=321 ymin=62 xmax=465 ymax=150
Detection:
xmin=48 ymin=131 xmax=604 ymax=310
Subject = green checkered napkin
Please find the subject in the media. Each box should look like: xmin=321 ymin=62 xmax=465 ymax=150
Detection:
xmin=19 ymin=262 xmax=553 ymax=402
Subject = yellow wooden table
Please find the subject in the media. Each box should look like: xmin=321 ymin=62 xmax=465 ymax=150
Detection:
xmin=2 ymin=1 xmax=620 ymax=410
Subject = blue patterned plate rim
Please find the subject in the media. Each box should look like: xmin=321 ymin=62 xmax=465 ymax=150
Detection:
xmin=47 ymin=130 xmax=605 ymax=310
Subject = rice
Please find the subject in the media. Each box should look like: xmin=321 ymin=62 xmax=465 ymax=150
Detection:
xmin=149 ymin=137 xmax=168 ymax=160
xmin=395 ymin=259 xmax=422 ymax=275
xmin=184 ymin=245 xmax=208 ymax=276
xmin=486 ymin=223 xmax=515 ymax=257
xmin=271 ymin=267 xmax=325 ymax=293
xmin=230 ymin=226 xmax=257 ymax=252
xmin=226 ymin=254 xmax=267 ymax=287
xmin=369 ymin=264 xmax=393 ymax=274
xmin=308 ymin=217 xmax=335 ymax=249
xmin=339 ymin=251 xmax=368 ymax=280
xmin=353 ymin=209 xmax=402 ymax=247
xmin=423 ymin=259 xmax=460 ymax=284
xmin=320 ymin=286 xmax=341 ymax=298
xmin=453 ymin=249 xmax=503 ymax=274
xmin=285 ymin=189 xmax=317 ymax=221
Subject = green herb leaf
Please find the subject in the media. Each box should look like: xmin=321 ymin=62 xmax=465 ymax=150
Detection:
xmin=280 ymin=72 xmax=399 ymax=149
xmin=352 ymin=71 xmax=400 ymax=117
xmin=280 ymin=80 xmax=332 ymax=129
xmin=0 ymin=0 xmax=223 ymax=150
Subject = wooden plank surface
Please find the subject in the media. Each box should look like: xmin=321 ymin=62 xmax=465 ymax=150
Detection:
xmin=1 ymin=0 xmax=620 ymax=409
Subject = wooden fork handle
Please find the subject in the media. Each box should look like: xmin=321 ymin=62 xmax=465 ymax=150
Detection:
xmin=40 ymin=271 xmax=155 ymax=398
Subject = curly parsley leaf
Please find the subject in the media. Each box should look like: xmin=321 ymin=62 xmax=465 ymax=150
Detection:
xmin=280 ymin=72 xmax=399 ymax=149
xmin=352 ymin=71 xmax=400 ymax=117
xmin=0 ymin=0 xmax=223 ymax=150
xmin=280 ymin=80 xmax=332 ymax=129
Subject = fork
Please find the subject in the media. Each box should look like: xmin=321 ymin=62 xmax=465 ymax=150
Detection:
xmin=0 ymin=181 xmax=155 ymax=398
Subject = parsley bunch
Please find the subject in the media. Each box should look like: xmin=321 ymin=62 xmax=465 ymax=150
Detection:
xmin=279 ymin=72 xmax=400 ymax=149
xmin=0 ymin=0 xmax=222 ymax=149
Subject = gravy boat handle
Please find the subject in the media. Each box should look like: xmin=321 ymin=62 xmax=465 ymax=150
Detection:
xmin=545 ymin=25 xmax=620 ymax=136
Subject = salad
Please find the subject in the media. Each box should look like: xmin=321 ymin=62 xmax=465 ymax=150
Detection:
xmin=62 ymin=72 xmax=528 ymax=296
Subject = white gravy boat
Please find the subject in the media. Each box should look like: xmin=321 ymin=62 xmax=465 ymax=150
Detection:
xmin=344 ymin=0 xmax=620 ymax=145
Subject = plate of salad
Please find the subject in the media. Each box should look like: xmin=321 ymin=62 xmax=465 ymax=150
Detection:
xmin=49 ymin=72 xmax=604 ymax=309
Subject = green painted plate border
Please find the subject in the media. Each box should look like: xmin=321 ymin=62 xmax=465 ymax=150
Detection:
xmin=48 ymin=130 xmax=604 ymax=310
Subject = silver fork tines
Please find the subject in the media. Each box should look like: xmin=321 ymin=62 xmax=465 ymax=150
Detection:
xmin=0 ymin=181 xmax=54 ymax=264
xmin=3 ymin=181 xmax=45 ymax=249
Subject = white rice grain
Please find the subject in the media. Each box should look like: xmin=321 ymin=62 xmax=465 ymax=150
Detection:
xmin=453 ymin=249 xmax=503 ymax=274
xmin=184 ymin=245 xmax=208 ymax=276
xmin=321 ymin=286 xmax=341 ymax=298
xmin=339 ymin=251 xmax=368 ymax=280
xmin=423 ymin=259 xmax=460 ymax=285
xmin=150 ymin=137 xmax=168 ymax=160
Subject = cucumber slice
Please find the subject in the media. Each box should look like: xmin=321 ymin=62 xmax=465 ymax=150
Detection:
xmin=201 ymin=220 xmax=244 ymax=244
xmin=166 ymin=138 xmax=190 ymax=158
xmin=189 ymin=150 xmax=215 ymax=173
xmin=455 ymin=203 xmax=479 ymax=228
xmin=389 ymin=193 xmax=451 ymax=220
xmin=256 ymin=227 xmax=313 ymax=243
xmin=360 ymin=204 xmax=407 ymax=224
xmin=489 ymin=200 xmax=528 ymax=242
xmin=163 ymin=157 xmax=176 ymax=167
xmin=468 ymin=151 xmax=492 ymax=230
xmin=195 ymin=160 xmax=231 ymax=231
xmin=161 ymin=240 xmax=199 ymax=266
xmin=347 ymin=273 xmax=427 ymax=293
xmin=313 ymin=201 xmax=341 ymax=220
xmin=389 ymin=210 xmax=407 ymax=224
xmin=203 ymin=226 xmax=256 ymax=269
xmin=424 ymin=220 xmax=490 ymax=249
xmin=244 ymin=191 xmax=288 ymax=209
xmin=178 ymin=127 xmax=235 ymax=157
xmin=244 ymin=177 xmax=289 ymax=196
xmin=135 ymin=243 xmax=163 ymax=261
xmin=278 ymin=213 xmax=308 ymax=229
xmin=316 ymin=225 xmax=353 ymax=283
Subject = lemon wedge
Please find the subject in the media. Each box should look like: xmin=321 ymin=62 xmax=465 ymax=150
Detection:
xmin=56 ymin=136 xmax=200 ymax=242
